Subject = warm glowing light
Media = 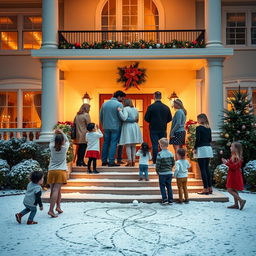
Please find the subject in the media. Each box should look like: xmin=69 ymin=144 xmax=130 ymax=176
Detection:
xmin=0 ymin=32 xmax=18 ymax=50
xmin=82 ymin=92 xmax=92 ymax=104
xmin=0 ymin=17 xmax=13 ymax=24
xmin=28 ymin=16 xmax=42 ymax=24
xmin=23 ymin=31 xmax=42 ymax=49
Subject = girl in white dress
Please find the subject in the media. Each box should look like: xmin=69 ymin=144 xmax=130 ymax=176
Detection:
xmin=118 ymin=99 xmax=143 ymax=166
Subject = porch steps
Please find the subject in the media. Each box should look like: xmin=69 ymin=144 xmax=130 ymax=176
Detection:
xmin=42 ymin=166 xmax=229 ymax=203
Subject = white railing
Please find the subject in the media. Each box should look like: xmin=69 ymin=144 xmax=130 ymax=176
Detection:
xmin=0 ymin=128 xmax=41 ymax=141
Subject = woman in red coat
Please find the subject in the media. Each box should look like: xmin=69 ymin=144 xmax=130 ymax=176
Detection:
xmin=222 ymin=142 xmax=246 ymax=210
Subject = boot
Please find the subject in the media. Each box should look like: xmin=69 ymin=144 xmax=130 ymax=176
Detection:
xmin=27 ymin=220 xmax=38 ymax=225
xmin=15 ymin=213 xmax=22 ymax=224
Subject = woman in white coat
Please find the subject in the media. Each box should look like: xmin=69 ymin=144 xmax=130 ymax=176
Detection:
xmin=118 ymin=99 xmax=143 ymax=166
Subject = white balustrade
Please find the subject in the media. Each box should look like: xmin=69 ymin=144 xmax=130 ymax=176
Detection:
xmin=0 ymin=129 xmax=41 ymax=141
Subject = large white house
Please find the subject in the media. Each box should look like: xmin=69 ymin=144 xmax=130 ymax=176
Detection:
xmin=0 ymin=0 xmax=255 ymax=143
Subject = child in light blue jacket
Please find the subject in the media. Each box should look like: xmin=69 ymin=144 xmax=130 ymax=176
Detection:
xmin=174 ymin=148 xmax=190 ymax=203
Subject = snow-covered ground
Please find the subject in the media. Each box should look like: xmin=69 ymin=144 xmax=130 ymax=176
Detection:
xmin=0 ymin=192 xmax=255 ymax=256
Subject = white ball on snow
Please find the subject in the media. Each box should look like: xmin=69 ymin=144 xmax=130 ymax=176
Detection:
xmin=132 ymin=200 xmax=139 ymax=206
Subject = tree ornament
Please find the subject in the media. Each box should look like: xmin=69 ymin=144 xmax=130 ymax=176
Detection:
xmin=224 ymin=133 xmax=229 ymax=138
xmin=242 ymin=125 xmax=246 ymax=130
xmin=246 ymin=131 xmax=250 ymax=135
xmin=237 ymin=130 xmax=241 ymax=134
xmin=244 ymin=109 xmax=249 ymax=114
xmin=226 ymin=142 xmax=231 ymax=147
xmin=219 ymin=150 xmax=224 ymax=155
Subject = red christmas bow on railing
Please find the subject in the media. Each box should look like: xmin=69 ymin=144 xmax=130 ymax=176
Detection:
xmin=124 ymin=66 xmax=142 ymax=90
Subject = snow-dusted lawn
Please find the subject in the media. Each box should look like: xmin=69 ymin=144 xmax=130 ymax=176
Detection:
xmin=0 ymin=192 xmax=255 ymax=256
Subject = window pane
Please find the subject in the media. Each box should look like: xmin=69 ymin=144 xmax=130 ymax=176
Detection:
xmin=227 ymin=13 xmax=245 ymax=27
xmin=0 ymin=16 xmax=17 ymax=30
xmin=252 ymin=13 xmax=256 ymax=44
xmin=227 ymin=89 xmax=247 ymax=110
xmin=101 ymin=0 xmax=116 ymax=31
xmin=0 ymin=92 xmax=17 ymax=128
xmin=23 ymin=31 xmax=42 ymax=49
xmin=22 ymin=91 xmax=41 ymax=128
xmin=23 ymin=16 xmax=42 ymax=30
xmin=0 ymin=31 xmax=18 ymax=50
xmin=144 ymin=0 xmax=159 ymax=31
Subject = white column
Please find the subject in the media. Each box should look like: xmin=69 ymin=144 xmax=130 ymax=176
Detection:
xmin=42 ymin=0 xmax=58 ymax=48
xmin=205 ymin=58 xmax=224 ymax=140
xmin=205 ymin=0 xmax=222 ymax=47
xmin=39 ymin=59 xmax=59 ymax=141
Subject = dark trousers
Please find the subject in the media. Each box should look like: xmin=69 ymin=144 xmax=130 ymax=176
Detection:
xmin=77 ymin=143 xmax=87 ymax=165
xmin=117 ymin=145 xmax=123 ymax=162
xmin=198 ymin=158 xmax=212 ymax=188
xmin=150 ymin=130 xmax=167 ymax=163
xmin=20 ymin=204 xmax=37 ymax=221
xmin=159 ymin=174 xmax=173 ymax=202
xmin=88 ymin=157 xmax=97 ymax=171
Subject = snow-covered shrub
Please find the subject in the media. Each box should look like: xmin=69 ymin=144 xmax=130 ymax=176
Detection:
xmin=243 ymin=160 xmax=256 ymax=191
xmin=0 ymin=138 xmax=38 ymax=166
xmin=8 ymin=159 xmax=42 ymax=189
xmin=0 ymin=159 xmax=10 ymax=189
xmin=213 ymin=164 xmax=228 ymax=189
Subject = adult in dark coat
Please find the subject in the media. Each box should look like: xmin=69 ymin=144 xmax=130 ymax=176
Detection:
xmin=144 ymin=91 xmax=172 ymax=163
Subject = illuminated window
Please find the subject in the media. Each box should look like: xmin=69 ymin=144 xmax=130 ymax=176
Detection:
xmin=0 ymin=92 xmax=18 ymax=128
xmin=23 ymin=16 xmax=42 ymax=49
xmin=0 ymin=91 xmax=41 ymax=129
xmin=0 ymin=16 xmax=18 ymax=50
xmin=226 ymin=13 xmax=246 ymax=45
xmin=252 ymin=90 xmax=256 ymax=114
xmin=23 ymin=91 xmax=41 ymax=128
xmin=226 ymin=89 xmax=248 ymax=111
xmin=101 ymin=0 xmax=159 ymax=30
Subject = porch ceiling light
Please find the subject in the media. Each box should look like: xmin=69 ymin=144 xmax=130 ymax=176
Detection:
xmin=82 ymin=92 xmax=91 ymax=104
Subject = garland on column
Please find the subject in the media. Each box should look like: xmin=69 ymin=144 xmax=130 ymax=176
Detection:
xmin=117 ymin=62 xmax=146 ymax=90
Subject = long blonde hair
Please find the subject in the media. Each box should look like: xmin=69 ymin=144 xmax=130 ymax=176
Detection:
xmin=231 ymin=142 xmax=243 ymax=162
xmin=197 ymin=113 xmax=210 ymax=128
xmin=174 ymin=99 xmax=187 ymax=115
xmin=77 ymin=104 xmax=90 ymax=115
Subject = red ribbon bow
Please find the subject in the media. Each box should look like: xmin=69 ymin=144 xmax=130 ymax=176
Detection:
xmin=123 ymin=66 xmax=142 ymax=90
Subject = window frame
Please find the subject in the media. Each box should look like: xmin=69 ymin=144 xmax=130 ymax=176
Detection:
xmin=222 ymin=6 xmax=256 ymax=49
xmin=0 ymin=79 xmax=41 ymax=129
xmin=0 ymin=9 xmax=41 ymax=53
xmin=223 ymin=79 xmax=256 ymax=114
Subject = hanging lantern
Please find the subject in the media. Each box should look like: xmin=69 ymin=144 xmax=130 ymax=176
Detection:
xmin=82 ymin=92 xmax=91 ymax=104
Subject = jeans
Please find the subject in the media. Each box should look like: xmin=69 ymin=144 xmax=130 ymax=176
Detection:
xmin=150 ymin=130 xmax=167 ymax=163
xmin=139 ymin=164 xmax=149 ymax=179
xmin=102 ymin=129 xmax=121 ymax=164
xmin=77 ymin=143 xmax=87 ymax=165
xmin=198 ymin=158 xmax=212 ymax=188
xmin=20 ymin=204 xmax=37 ymax=221
xmin=176 ymin=177 xmax=188 ymax=201
xmin=159 ymin=174 xmax=173 ymax=202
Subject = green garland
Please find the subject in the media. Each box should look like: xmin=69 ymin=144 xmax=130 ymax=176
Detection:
xmin=59 ymin=39 xmax=205 ymax=49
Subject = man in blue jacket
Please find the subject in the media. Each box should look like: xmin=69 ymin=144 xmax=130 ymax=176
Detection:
xmin=100 ymin=90 xmax=126 ymax=167
xmin=144 ymin=91 xmax=172 ymax=164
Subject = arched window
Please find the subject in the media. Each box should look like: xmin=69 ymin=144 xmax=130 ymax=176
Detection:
xmin=100 ymin=0 xmax=161 ymax=31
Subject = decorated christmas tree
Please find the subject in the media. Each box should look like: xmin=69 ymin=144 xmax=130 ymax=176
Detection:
xmin=217 ymin=88 xmax=256 ymax=164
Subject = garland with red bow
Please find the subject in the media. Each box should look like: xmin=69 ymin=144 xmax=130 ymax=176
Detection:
xmin=117 ymin=62 xmax=146 ymax=90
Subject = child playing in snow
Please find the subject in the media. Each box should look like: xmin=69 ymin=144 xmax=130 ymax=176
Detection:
xmin=174 ymin=148 xmax=190 ymax=203
xmin=136 ymin=142 xmax=152 ymax=181
xmin=85 ymin=123 xmax=103 ymax=174
xmin=222 ymin=141 xmax=246 ymax=210
xmin=156 ymin=138 xmax=175 ymax=205
xmin=15 ymin=171 xmax=44 ymax=225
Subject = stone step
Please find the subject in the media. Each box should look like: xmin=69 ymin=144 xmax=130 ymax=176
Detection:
xmin=72 ymin=166 xmax=195 ymax=174
xmin=61 ymin=186 xmax=203 ymax=195
xmin=64 ymin=178 xmax=203 ymax=187
xmin=70 ymin=172 xmax=195 ymax=179
xmin=42 ymin=189 xmax=229 ymax=203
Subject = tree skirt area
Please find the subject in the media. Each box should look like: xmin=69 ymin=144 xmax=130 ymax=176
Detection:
xmin=0 ymin=193 xmax=255 ymax=256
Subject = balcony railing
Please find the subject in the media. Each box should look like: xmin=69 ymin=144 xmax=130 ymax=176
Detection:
xmin=0 ymin=128 xmax=40 ymax=141
xmin=58 ymin=30 xmax=205 ymax=49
